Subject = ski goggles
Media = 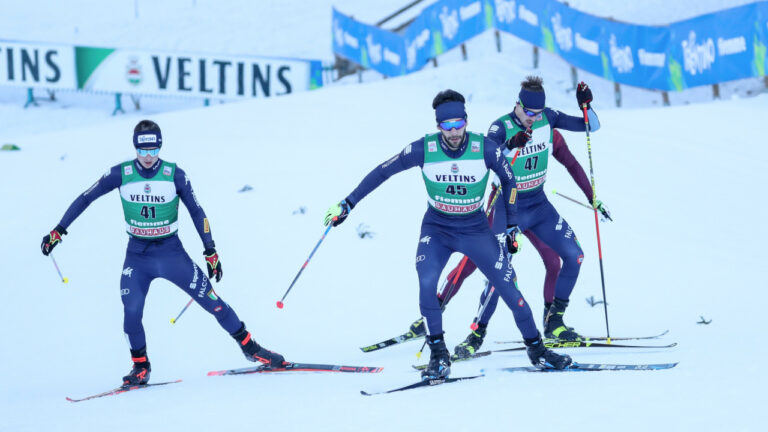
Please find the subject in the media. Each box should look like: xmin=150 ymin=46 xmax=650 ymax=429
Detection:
xmin=136 ymin=148 xmax=160 ymax=157
xmin=518 ymin=100 xmax=543 ymax=117
xmin=438 ymin=118 xmax=467 ymax=131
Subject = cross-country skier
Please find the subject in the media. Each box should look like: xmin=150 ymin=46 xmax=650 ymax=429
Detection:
xmin=406 ymin=77 xmax=609 ymax=359
xmin=40 ymin=120 xmax=285 ymax=386
xmin=323 ymin=90 xmax=572 ymax=380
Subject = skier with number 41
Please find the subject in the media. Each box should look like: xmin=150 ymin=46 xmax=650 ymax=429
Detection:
xmin=40 ymin=120 xmax=286 ymax=386
xmin=324 ymin=90 xmax=572 ymax=380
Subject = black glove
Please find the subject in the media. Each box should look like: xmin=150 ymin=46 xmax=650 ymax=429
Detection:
xmin=204 ymin=248 xmax=223 ymax=282
xmin=505 ymin=225 xmax=521 ymax=255
xmin=576 ymin=81 xmax=593 ymax=109
xmin=41 ymin=225 xmax=67 ymax=256
xmin=505 ymin=129 xmax=532 ymax=150
xmin=324 ymin=200 xmax=352 ymax=227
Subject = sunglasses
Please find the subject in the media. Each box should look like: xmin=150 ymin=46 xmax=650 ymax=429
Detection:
xmin=518 ymin=101 xmax=543 ymax=117
xmin=438 ymin=118 xmax=467 ymax=131
xmin=137 ymin=148 xmax=160 ymax=157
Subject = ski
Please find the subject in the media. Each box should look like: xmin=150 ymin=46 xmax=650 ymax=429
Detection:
xmin=494 ymin=341 xmax=677 ymax=352
xmin=494 ymin=330 xmax=670 ymax=345
xmin=360 ymin=331 xmax=423 ymax=352
xmin=494 ymin=362 xmax=678 ymax=373
xmin=208 ymin=362 xmax=383 ymax=376
xmin=412 ymin=350 xmax=492 ymax=370
xmin=65 ymin=379 xmax=182 ymax=403
xmin=361 ymin=375 xmax=483 ymax=396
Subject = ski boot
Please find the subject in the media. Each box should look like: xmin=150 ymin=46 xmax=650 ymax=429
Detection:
xmin=231 ymin=322 xmax=286 ymax=367
xmin=122 ymin=347 xmax=151 ymax=386
xmin=524 ymin=334 xmax=572 ymax=370
xmin=453 ymin=324 xmax=486 ymax=359
xmin=407 ymin=317 xmax=426 ymax=337
xmin=544 ymin=298 xmax=582 ymax=341
xmin=421 ymin=334 xmax=451 ymax=381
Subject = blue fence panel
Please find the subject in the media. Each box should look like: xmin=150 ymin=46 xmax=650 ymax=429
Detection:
xmin=404 ymin=11 xmax=434 ymax=73
xmin=333 ymin=8 xmax=407 ymax=77
xmin=334 ymin=1 xmax=768 ymax=90
xmin=423 ymin=0 xmax=492 ymax=56
xmin=668 ymin=4 xmax=758 ymax=90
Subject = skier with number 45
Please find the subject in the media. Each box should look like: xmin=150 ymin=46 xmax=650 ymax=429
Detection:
xmin=324 ymin=90 xmax=572 ymax=380
xmin=425 ymin=77 xmax=611 ymax=360
xmin=40 ymin=120 xmax=286 ymax=386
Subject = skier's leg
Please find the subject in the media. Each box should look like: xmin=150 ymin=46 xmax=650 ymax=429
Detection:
xmin=457 ymin=231 xmax=538 ymax=340
xmin=524 ymin=229 xmax=561 ymax=324
xmin=160 ymin=251 xmax=241 ymax=334
xmin=415 ymin=222 xmax=453 ymax=337
xmin=528 ymin=201 xmax=584 ymax=302
xmin=161 ymin=250 xmax=285 ymax=365
xmin=120 ymin=252 xmax=154 ymax=350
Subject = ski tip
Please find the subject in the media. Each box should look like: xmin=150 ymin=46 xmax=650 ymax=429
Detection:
xmin=360 ymin=390 xmax=372 ymax=396
xmin=207 ymin=371 xmax=225 ymax=376
xmin=65 ymin=397 xmax=76 ymax=402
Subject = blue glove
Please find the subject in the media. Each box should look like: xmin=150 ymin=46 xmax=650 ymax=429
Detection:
xmin=594 ymin=200 xmax=612 ymax=221
xmin=324 ymin=200 xmax=351 ymax=227
xmin=505 ymin=225 xmax=521 ymax=254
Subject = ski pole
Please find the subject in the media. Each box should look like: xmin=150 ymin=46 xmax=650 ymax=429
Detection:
xmin=50 ymin=254 xmax=69 ymax=284
xmin=581 ymin=103 xmax=611 ymax=343
xmin=415 ymin=184 xmax=503 ymax=359
xmin=551 ymin=189 xmax=593 ymax=210
xmin=170 ymin=298 xmax=194 ymax=324
xmin=470 ymin=283 xmax=496 ymax=331
xmin=276 ymin=220 xmax=335 ymax=309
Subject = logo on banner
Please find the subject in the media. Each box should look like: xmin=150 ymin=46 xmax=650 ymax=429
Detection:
xmin=459 ymin=2 xmax=481 ymax=21
xmin=609 ymin=34 xmax=634 ymax=73
xmin=551 ymin=14 xmax=573 ymax=52
xmin=126 ymin=57 xmax=143 ymax=86
xmin=682 ymin=31 xmax=715 ymax=75
xmin=495 ymin=0 xmax=516 ymax=24
xmin=366 ymin=35 xmax=383 ymax=65
xmin=439 ymin=7 xmax=460 ymax=40
xmin=406 ymin=28 xmax=431 ymax=69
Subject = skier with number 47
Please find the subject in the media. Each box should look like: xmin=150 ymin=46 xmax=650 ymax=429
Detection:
xmin=40 ymin=120 xmax=286 ymax=387
xmin=324 ymin=90 xmax=572 ymax=380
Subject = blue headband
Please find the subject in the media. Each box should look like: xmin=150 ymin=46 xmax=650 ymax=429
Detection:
xmin=133 ymin=130 xmax=162 ymax=149
xmin=435 ymin=101 xmax=467 ymax=123
xmin=518 ymin=88 xmax=545 ymax=110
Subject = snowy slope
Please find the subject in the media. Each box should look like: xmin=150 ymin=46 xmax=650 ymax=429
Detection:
xmin=1 ymin=1 xmax=767 ymax=431
xmin=1 ymin=49 xmax=767 ymax=431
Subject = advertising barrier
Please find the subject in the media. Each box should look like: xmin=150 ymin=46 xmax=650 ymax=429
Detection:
xmin=333 ymin=0 xmax=768 ymax=91
xmin=1 ymin=40 xmax=323 ymax=99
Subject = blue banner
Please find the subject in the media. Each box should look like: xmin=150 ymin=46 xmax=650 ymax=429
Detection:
xmin=332 ymin=8 xmax=406 ymax=77
xmin=333 ymin=1 xmax=768 ymax=90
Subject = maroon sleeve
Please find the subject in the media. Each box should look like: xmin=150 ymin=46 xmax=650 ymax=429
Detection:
xmin=551 ymin=130 xmax=593 ymax=203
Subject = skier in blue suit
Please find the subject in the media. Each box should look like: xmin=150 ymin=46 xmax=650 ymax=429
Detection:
xmin=41 ymin=120 xmax=285 ymax=386
xmin=324 ymin=90 xmax=572 ymax=380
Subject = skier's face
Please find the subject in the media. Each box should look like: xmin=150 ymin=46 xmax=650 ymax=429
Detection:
xmin=514 ymin=102 xmax=543 ymax=128
xmin=136 ymin=147 xmax=160 ymax=168
xmin=438 ymin=117 xmax=467 ymax=149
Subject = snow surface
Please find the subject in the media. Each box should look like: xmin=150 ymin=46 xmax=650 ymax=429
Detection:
xmin=1 ymin=1 xmax=767 ymax=431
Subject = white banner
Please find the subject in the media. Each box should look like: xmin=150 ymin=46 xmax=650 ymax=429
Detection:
xmin=80 ymin=49 xmax=316 ymax=99
xmin=0 ymin=41 xmax=76 ymax=89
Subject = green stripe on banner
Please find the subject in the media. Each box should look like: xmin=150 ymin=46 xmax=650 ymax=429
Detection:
xmin=75 ymin=46 xmax=115 ymax=89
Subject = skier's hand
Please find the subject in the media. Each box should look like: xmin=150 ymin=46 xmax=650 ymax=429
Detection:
xmin=593 ymin=200 xmax=612 ymax=221
xmin=576 ymin=82 xmax=593 ymax=109
xmin=204 ymin=248 xmax=223 ymax=282
xmin=41 ymin=225 xmax=67 ymax=256
xmin=505 ymin=225 xmax=521 ymax=255
xmin=505 ymin=129 xmax=532 ymax=150
xmin=324 ymin=200 xmax=351 ymax=227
